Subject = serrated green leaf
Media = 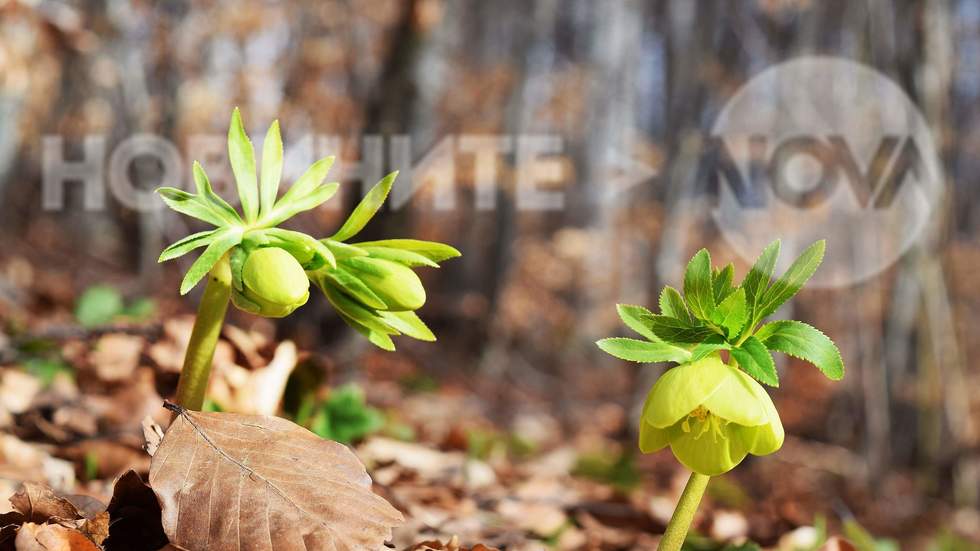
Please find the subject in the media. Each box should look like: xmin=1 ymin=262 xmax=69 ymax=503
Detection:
xmin=689 ymin=334 xmax=732 ymax=362
xmin=157 ymin=187 xmax=230 ymax=227
xmin=730 ymin=336 xmax=779 ymax=386
xmin=332 ymin=171 xmax=397 ymax=241
xmin=741 ymin=239 xmax=780 ymax=325
xmin=192 ymin=162 xmax=242 ymax=225
xmin=615 ymin=304 xmax=659 ymax=342
xmin=361 ymin=246 xmax=439 ymax=268
xmin=263 ymin=182 xmax=340 ymax=228
xmin=755 ymin=320 xmax=844 ymax=380
xmin=351 ymin=239 xmax=461 ymax=263
xmin=713 ymin=263 xmax=736 ymax=303
xmin=159 ymin=229 xmax=220 ymax=262
xmin=642 ymin=315 xmax=715 ymax=343
xmin=596 ymin=338 xmax=691 ymax=364
xmin=277 ymin=156 xmax=335 ymax=205
xmin=228 ymin=108 xmax=259 ymax=223
xmin=753 ymin=240 xmax=826 ymax=322
xmin=683 ymin=249 xmax=715 ymax=320
xmin=377 ymin=310 xmax=436 ymax=341
xmin=179 ymin=228 xmax=243 ymax=295
xmin=658 ymin=286 xmax=692 ymax=324
xmin=259 ymin=120 xmax=283 ymax=217
xmin=710 ymin=287 xmax=747 ymax=338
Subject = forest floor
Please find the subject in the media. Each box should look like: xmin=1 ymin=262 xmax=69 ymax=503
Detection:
xmin=0 ymin=262 xmax=977 ymax=551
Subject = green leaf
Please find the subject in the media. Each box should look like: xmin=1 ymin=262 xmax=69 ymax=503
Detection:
xmin=277 ymin=156 xmax=335 ymax=206
xmin=264 ymin=182 xmax=340 ymax=228
xmin=159 ymin=230 xmax=220 ymax=262
xmin=713 ymin=263 xmax=736 ymax=303
xmin=640 ymin=315 xmax=715 ymax=344
xmin=262 ymin=228 xmax=336 ymax=269
xmin=331 ymin=171 xmax=397 ymax=241
xmin=361 ymin=246 xmax=439 ymax=268
xmin=683 ymin=249 xmax=715 ymax=320
xmin=658 ymin=286 xmax=692 ymax=324
xmin=730 ymin=336 xmax=779 ymax=386
xmin=351 ymin=239 xmax=460 ymax=263
xmin=310 ymin=384 xmax=385 ymax=444
xmin=754 ymin=240 xmax=826 ymax=322
xmin=179 ymin=228 xmax=243 ymax=295
xmin=259 ymin=120 xmax=283 ymax=217
xmin=319 ymin=281 xmax=399 ymax=335
xmin=322 ymin=239 xmax=369 ymax=260
xmin=710 ymin=287 xmax=747 ymax=339
xmin=192 ymin=162 xmax=242 ymax=225
xmin=377 ymin=310 xmax=436 ymax=341
xmin=75 ymin=285 xmax=124 ymax=327
xmin=741 ymin=239 xmax=780 ymax=324
xmin=596 ymin=338 xmax=691 ymax=364
xmin=320 ymin=268 xmax=388 ymax=310
xmin=755 ymin=320 xmax=844 ymax=380
xmin=157 ymin=187 xmax=231 ymax=227
xmin=228 ymin=108 xmax=259 ymax=223
xmin=615 ymin=304 xmax=659 ymax=342
xmin=689 ymin=334 xmax=732 ymax=362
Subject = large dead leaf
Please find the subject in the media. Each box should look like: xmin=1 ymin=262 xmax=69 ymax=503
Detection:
xmin=149 ymin=405 xmax=403 ymax=551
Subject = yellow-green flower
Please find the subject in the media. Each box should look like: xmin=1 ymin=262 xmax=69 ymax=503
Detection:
xmin=231 ymin=247 xmax=310 ymax=318
xmin=639 ymin=354 xmax=784 ymax=476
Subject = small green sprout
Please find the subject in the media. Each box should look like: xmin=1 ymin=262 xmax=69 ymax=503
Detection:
xmin=597 ymin=239 xmax=843 ymax=550
xmin=157 ymin=109 xmax=459 ymax=409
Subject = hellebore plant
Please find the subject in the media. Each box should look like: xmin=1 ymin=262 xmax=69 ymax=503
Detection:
xmin=157 ymin=109 xmax=459 ymax=410
xmin=597 ymin=240 xmax=843 ymax=551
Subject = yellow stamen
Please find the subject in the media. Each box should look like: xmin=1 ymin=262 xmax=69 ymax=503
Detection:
xmin=681 ymin=406 xmax=729 ymax=442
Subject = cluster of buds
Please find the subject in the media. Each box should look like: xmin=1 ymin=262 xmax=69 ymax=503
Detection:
xmin=158 ymin=109 xmax=458 ymax=348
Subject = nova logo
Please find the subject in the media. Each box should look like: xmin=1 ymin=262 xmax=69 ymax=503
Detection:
xmin=708 ymin=57 xmax=942 ymax=287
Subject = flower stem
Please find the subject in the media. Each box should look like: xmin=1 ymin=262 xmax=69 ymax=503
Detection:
xmin=173 ymin=255 xmax=231 ymax=410
xmin=658 ymin=472 xmax=710 ymax=551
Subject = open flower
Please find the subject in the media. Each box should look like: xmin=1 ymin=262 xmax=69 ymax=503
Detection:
xmin=639 ymin=354 xmax=784 ymax=476
xmin=231 ymin=247 xmax=310 ymax=318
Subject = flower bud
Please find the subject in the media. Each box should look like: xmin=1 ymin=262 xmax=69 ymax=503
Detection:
xmin=232 ymin=247 xmax=310 ymax=318
xmin=340 ymin=256 xmax=425 ymax=311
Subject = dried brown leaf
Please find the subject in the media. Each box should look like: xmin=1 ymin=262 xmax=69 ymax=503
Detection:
xmin=14 ymin=522 xmax=99 ymax=551
xmin=405 ymin=536 xmax=499 ymax=551
xmin=149 ymin=405 xmax=403 ymax=551
xmin=9 ymin=483 xmax=79 ymax=524
xmin=104 ymin=470 xmax=167 ymax=551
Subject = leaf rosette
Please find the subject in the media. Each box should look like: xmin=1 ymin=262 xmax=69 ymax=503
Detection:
xmin=157 ymin=109 xmax=459 ymax=346
xmin=597 ymin=239 xmax=844 ymax=475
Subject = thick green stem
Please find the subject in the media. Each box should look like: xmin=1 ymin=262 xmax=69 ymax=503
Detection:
xmin=174 ymin=255 xmax=231 ymax=410
xmin=658 ymin=472 xmax=710 ymax=551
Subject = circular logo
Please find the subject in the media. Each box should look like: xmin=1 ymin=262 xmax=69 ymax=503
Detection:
xmin=710 ymin=56 xmax=942 ymax=287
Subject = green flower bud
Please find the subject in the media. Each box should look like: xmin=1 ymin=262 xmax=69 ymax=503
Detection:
xmin=638 ymin=354 xmax=784 ymax=476
xmin=232 ymin=247 xmax=310 ymax=318
xmin=339 ymin=256 xmax=425 ymax=311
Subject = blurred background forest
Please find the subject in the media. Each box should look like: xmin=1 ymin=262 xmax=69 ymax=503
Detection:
xmin=2 ymin=0 xmax=980 ymax=549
